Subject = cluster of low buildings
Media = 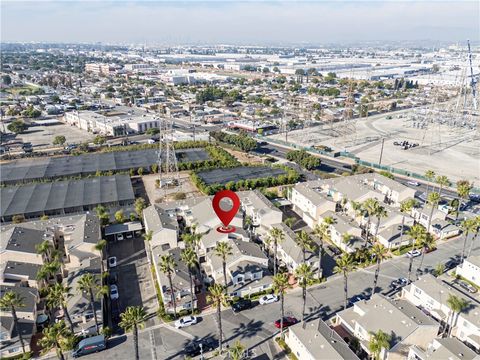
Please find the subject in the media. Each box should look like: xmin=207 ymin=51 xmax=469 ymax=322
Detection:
xmin=0 ymin=214 xmax=104 ymax=357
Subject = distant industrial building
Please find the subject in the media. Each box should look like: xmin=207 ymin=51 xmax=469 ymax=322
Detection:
xmin=0 ymin=175 xmax=135 ymax=222
xmin=227 ymin=120 xmax=278 ymax=134
xmin=85 ymin=63 xmax=117 ymax=75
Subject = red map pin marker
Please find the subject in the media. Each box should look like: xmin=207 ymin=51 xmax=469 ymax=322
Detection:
xmin=212 ymin=190 xmax=240 ymax=233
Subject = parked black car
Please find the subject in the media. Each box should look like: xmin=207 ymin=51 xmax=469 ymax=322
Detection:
xmin=231 ymin=298 xmax=253 ymax=313
xmin=184 ymin=338 xmax=219 ymax=357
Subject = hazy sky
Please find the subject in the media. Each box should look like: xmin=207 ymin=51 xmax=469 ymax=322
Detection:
xmin=1 ymin=1 xmax=479 ymax=45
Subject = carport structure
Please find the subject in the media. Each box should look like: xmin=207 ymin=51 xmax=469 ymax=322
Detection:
xmin=1 ymin=175 xmax=135 ymax=222
xmin=104 ymin=221 xmax=143 ymax=241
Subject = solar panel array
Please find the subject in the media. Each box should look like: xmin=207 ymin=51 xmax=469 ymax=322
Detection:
xmin=1 ymin=148 xmax=210 ymax=184
xmin=197 ymin=166 xmax=286 ymax=185
xmin=1 ymin=175 xmax=135 ymax=218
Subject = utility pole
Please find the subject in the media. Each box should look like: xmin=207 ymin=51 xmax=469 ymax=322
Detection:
xmin=378 ymin=138 xmax=385 ymax=165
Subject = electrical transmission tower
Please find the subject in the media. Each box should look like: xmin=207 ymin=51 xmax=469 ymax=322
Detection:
xmin=157 ymin=117 xmax=179 ymax=190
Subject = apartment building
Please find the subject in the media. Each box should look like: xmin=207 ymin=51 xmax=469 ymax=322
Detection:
xmin=402 ymin=274 xmax=480 ymax=351
xmin=335 ymin=294 xmax=440 ymax=360
xmin=456 ymin=255 xmax=480 ymax=287
xmin=85 ymin=63 xmax=116 ymax=75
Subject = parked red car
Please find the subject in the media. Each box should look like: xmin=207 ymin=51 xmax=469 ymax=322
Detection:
xmin=274 ymin=316 xmax=298 ymax=329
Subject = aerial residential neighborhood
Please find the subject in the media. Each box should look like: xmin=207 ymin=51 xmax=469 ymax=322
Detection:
xmin=1 ymin=1 xmax=479 ymax=360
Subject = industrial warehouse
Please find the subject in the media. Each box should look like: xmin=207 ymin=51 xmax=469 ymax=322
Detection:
xmin=0 ymin=175 xmax=135 ymax=222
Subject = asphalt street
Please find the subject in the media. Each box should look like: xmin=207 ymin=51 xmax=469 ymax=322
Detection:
xmin=52 ymin=234 xmax=479 ymax=360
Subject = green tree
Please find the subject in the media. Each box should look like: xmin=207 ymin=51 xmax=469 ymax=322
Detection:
xmin=77 ymin=273 xmax=100 ymax=333
xmin=417 ymin=232 xmax=435 ymax=272
xmin=295 ymin=230 xmax=314 ymax=264
xmin=460 ymin=218 xmax=477 ymax=262
xmin=119 ymin=306 xmax=147 ymax=360
xmin=214 ymin=242 xmax=233 ymax=295
xmin=134 ymin=197 xmax=147 ymax=218
xmin=46 ymin=283 xmax=74 ymax=332
xmin=313 ymin=216 xmax=334 ymax=279
xmin=467 ymin=216 xmax=480 ymax=258
xmin=38 ymin=321 xmax=73 ymax=360
xmin=181 ymin=247 xmax=198 ymax=314
xmin=268 ymin=227 xmax=285 ymax=277
xmin=371 ymin=243 xmax=388 ymax=298
xmin=426 ymin=192 xmax=441 ymax=234
xmin=2 ymin=74 xmax=12 ymax=85
xmin=53 ymin=135 xmax=66 ymax=146
xmin=92 ymin=239 xmax=107 ymax=277
xmin=424 ymin=170 xmax=436 ymax=199
xmin=114 ymin=209 xmax=125 ymax=223
xmin=0 ymin=291 xmax=26 ymax=354
xmin=406 ymin=224 xmax=426 ymax=283
xmin=93 ymin=135 xmax=106 ymax=146
xmin=435 ymin=175 xmax=450 ymax=199
xmin=159 ymin=254 xmax=177 ymax=318
xmin=434 ymin=263 xmax=445 ymax=277
xmin=36 ymin=239 xmax=54 ymax=262
xmin=369 ymin=330 xmax=391 ymax=360
xmin=229 ymin=340 xmax=246 ymax=360
xmin=273 ymin=272 xmax=291 ymax=339
xmin=456 ymin=180 xmax=472 ymax=221
xmin=446 ymin=294 xmax=469 ymax=337
xmin=207 ymin=283 xmax=228 ymax=351
xmin=7 ymin=119 xmax=28 ymax=134
xmin=295 ymin=263 xmax=314 ymax=323
xmin=362 ymin=198 xmax=381 ymax=244
xmin=335 ymin=254 xmax=355 ymax=310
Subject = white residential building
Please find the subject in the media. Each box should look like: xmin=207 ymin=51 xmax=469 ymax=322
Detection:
xmin=456 ymin=255 xmax=480 ymax=287
xmin=402 ymin=274 xmax=480 ymax=351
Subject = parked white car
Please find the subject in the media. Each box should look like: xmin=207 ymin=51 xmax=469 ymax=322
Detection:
xmin=406 ymin=250 xmax=421 ymax=258
xmin=407 ymin=181 xmax=420 ymax=186
xmin=108 ymin=256 xmax=117 ymax=268
xmin=110 ymin=284 xmax=119 ymax=300
xmin=259 ymin=294 xmax=278 ymax=305
xmin=175 ymin=316 xmax=197 ymax=329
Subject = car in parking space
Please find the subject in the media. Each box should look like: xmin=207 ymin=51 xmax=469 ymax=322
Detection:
xmin=327 ymin=245 xmax=342 ymax=256
xmin=231 ymin=298 xmax=253 ymax=313
xmin=184 ymin=338 xmax=219 ymax=357
xmin=406 ymin=250 xmax=422 ymax=258
xmin=274 ymin=316 xmax=298 ymax=329
xmin=391 ymin=278 xmax=409 ymax=289
xmin=175 ymin=315 xmax=198 ymax=329
xmin=116 ymin=234 xmax=124 ymax=241
xmin=110 ymin=284 xmax=119 ymax=300
xmin=407 ymin=181 xmax=420 ymax=186
xmin=349 ymin=294 xmax=367 ymax=305
xmin=126 ymin=233 xmax=133 ymax=239
xmin=259 ymin=294 xmax=278 ymax=305
xmin=108 ymin=256 xmax=117 ymax=268
xmin=457 ymin=280 xmax=478 ymax=294
xmin=445 ymin=259 xmax=460 ymax=270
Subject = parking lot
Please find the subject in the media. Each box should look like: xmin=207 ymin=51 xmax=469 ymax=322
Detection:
xmin=106 ymin=236 xmax=159 ymax=330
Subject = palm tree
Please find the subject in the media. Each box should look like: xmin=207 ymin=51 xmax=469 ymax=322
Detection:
xmin=295 ymin=263 xmax=314 ymax=323
xmin=446 ymin=294 xmax=469 ymax=337
xmin=467 ymin=216 xmax=480 ymax=258
xmin=272 ymin=272 xmax=291 ymax=339
xmin=159 ymin=254 xmax=177 ymax=318
xmin=313 ymin=216 xmax=334 ymax=279
xmin=368 ymin=329 xmax=391 ymax=360
xmin=119 ymin=306 xmax=147 ymax=360
xmin=0 ymin=291 xmax=26 ymax=354
xmin=93 ymin=239 xmax=107 ymax=276
xmin=181 ymin=247 xmax=198 ymax=314
xmin=460 ymin=218 xmax=476 ymax=262
xmin=183 ymin=226 xmax=204 ymax=284
xmin=36 ymin=239 xmax=53 ymax=262
xmin=214 ymin=241 xmax=233 ymax=295
xmin=268 ymin=227 xmax=285 ymax=277
xmin=342 ymin=233 xmax=353 ymax=244
xmin=46 ymin=283 xmax=74 ymax=332
xmin=362 ymin=198 xmax=380 ymax=243
xmin=38 ymin=321 xmax=73 ymax=360
xmin=426 ymin=192 xmax=440 ymax=234
xmin=77 ymin=273 xmax=99 ymax=333
xmin=38 ymin=260 xmax=62 ymax=286
xmin=399 ymin=199 xmax=417 ymax=251
xmin=424 ymin=169 xmax=436 ymax=199
xmin=370 ymin=243 xmax=388 ymax=298
xmin=435 ymin=175 xmax=450 ymax=199
xmin=417 ymin=232 xmax=435 ymax=273
xmin=406 ymin=224 xmax=426 ymax=283
xmin=207 ymin=283 xmax=228 ymax=352
xmin=295 ymin=230 xmax=314 ymax=264
xmin=229 ymin=340 xmax=246 ymax=360
xmin=334 ymin=254 xmax=355 ymax=309
xmin=455 ymin=180 xmax=472 ymax=221
xmin=373 ymin=204 xmax=387 ymax=240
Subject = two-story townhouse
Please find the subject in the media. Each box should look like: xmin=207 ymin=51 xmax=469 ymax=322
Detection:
xmin=1 ymin=261 xmax=41 ymax=288
xmin=320 ymin=211 xmax=364 ymax=253
xmin=335 ymin=294 xmax=440 ymax=360
xmin=402 ymin=274 xmax=480 ymax=351
xmin=412 ymin=206 xmax=446 ymax=234
xmin=0 ymin=286 xmax=39 ymax=358
xmin=152 ymin=247 xmax=199 ymax=314
xmin=203 ymin=238 xmax=271 ymax=298
xmin=366 ymin=204 xmax=415 ymax=238
xmin=143 ymin=205 xmax=179 ymax=251
xmin=266 ymin=223 xmax=319 ymax=273
xmin=285 ymin=319 xmax=360 ymax=360
xmin=456 ymin=255 xmax=480 ymax=287
xmin=0 ymin=227 xmax=46 ymax=265
xmin=289 ymin=181 xmax=336 ymax=228
xmin=377 ymin=223 xmax=412 ymax=249
xmin=237 ymin=190 xmax=283 ymax=234
xmin=360 ymin=173 xmax=416 ymax=206
xmin=407 ymin=337 xmax=479 ymax=360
